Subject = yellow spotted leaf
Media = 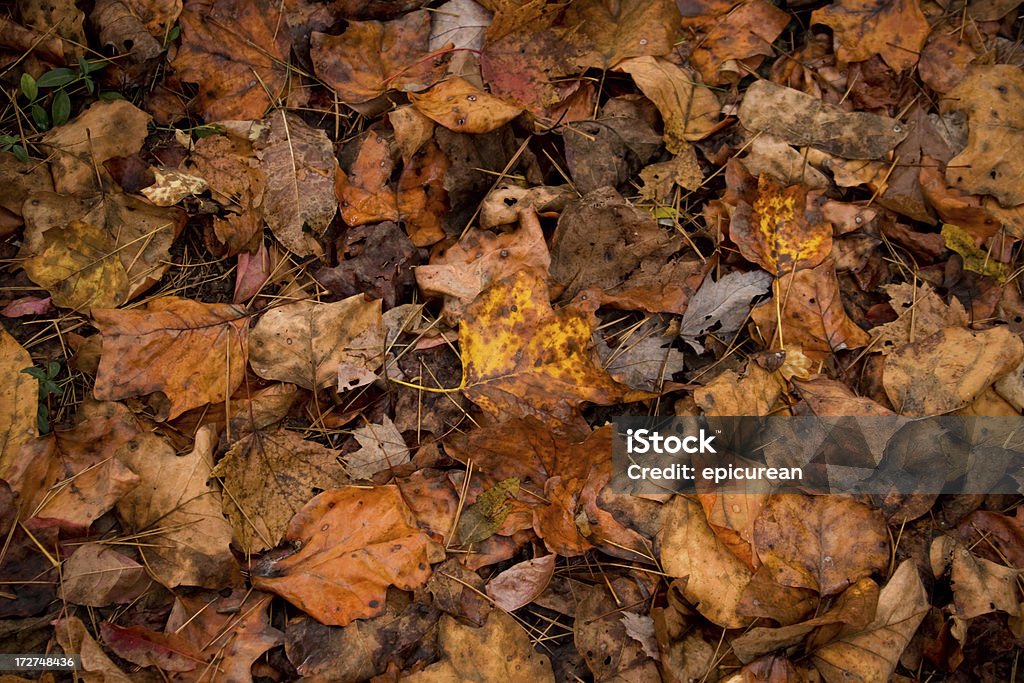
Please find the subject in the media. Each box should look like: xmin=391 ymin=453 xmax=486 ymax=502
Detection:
xmin=731 ymin=175 xmax=833 ymax=276
xmin=22 ymin=220 xmax=128 ymax=311
xmin=409 ymin=77 xmax=523 ymax=134
xmin=942 ymin=223 xmax=1009 ymax=281
xmin=460 ymin=271 xmax=642 ymax=424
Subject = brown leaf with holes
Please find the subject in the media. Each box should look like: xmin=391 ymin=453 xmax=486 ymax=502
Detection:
xmin=251 ymin=485 xmax=440 ymax=626
xmin=172 ymin=0 xmax=291 ymax=120
xmin=410 ymin=77 xmax=522 ymax=134
xmin=812 ymin=0 xmax=929 ymax=73
xmin=335 ymin=131 xmax=400 ymax=226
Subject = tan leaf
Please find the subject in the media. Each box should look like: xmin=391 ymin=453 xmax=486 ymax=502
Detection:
xmin=346 ymin=417 xmax=410 ymax=480
xmin=93 ymin=297 xmax=250 ymax=419
xmin=41 ymin=99 xmax=150 ymax=194
xmin=116 ymin=426 xmax=241 ymax=589
xmin=410 ymin=77 xmax=522 ymax=134
xmin=617 ymin=57 xmax=721 ymax=153
xmin=564 ymin=0 xmax=680 ymax=70
xmin=942 ymin=66 xmax=1024 ymax=207
xmin=257 ymin=112 xmax=339 ymax=257
xmin=811 ymin=0 xmax=929 ymax=73
xmin=688 ymin=0 xmax=791 ymax=85
xmin=660 ymin=495 xmax=754 ymax=628
xmin=882 ymin=326 xmax=1024 ymax=415
xmin=62 ymin=543 xmax=149 ymax=607
xmin=751 ymin=259 xmax=871 ymax=362
xmin=738 ymin=80 xmax=908 ymax=160
xmin=949 ymin=538 xmax=1021 ymax=618
xmin=416 ymin=209 xmax=550 ymax=323
xmin=248 ymin=295 xmax=384 ymax=391
xmin=485 ymin=554 xmax=556 ymax=611
xmin=872 ymin=283 xmax=969 ymax=355
xmin=172 ymin=0 xmax=291 ymax=120
xmin=459 ymin=271 xmax=636 ymax=424
xmin=694 ymin=362 xmax=785 ymax=417
xmin=251 ymin=485 xmax=439 ymax=626
xmin=811 ymin=560 xmax=928 ymax=682
xmin=754 ymin=494 xmax=889 ymax=596
xmin=212 ymin=428 xmax=348 ymax=554
xmin=22 ymin=220 xmax=127 ymax=311
xmin=0 ymin=328 xmax=38 ymax=477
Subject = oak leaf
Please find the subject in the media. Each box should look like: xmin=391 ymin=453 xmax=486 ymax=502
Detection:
xmin=812 ymin=0 xmax=929 ymax=73
xmin=93 ymin=297 xmax=250 ymax=419
xmin=251 ymin=485 xmax=440 ymax=626
xmin=248 ymin=295 xmax=384 ymax=392
xmin=459 ymin=270 xmax=636 ymax=424
xmin=172 ymin=0 xmax=291 ymax=120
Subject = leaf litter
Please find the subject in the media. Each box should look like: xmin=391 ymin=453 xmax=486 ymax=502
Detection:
xmin=2 ymin=0 xmax=1024 ymax=679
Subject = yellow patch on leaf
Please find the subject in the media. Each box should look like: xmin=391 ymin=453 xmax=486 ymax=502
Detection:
xmin=942 ymin=223 xmax=1010 ymax=282
xmin=731 ymin=175 xmax=832 ymax=276
xmin=460 ymin=271 xmax=643 ymax=424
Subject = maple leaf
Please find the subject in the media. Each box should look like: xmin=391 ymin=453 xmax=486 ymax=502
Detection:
xmin=811 ymin=0 xmax=929 ymax=73
xmin=459 ymin=270 xmax=641 ymax=425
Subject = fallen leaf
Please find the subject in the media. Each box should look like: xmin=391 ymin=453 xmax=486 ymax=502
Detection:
xmin=389 ymin=105 xmax=436 ymax=162
xmin=942 ymin=66 xmax=1024 ymax=206
xmin=680 ymin=270 xmax=773 ymax=352
xmin=396 ymin=139 xmax=449 ymax=246
xmin=334 ymin=131 xmax=400 ymax=226
xmin=212 ymin=428 xmax=348 ymax=553
xmin=61 ymin=543 xmax=150 ymax=607
xmin=257 ymin=112 xmax=339 ymax=257
xmin=730 ymin=174 xmax=833 ymax=276
xmin=346 ymin=417 xmax=410 ymax=480
xmin=248 ymin=295 xmax=384 ymax=391
xmin=639 ymin=149 xmax=704 ymax=202
xmin=872 ymin=282 xmax=969 ymax=355
xmin=751 ymin=259 xmax=871 ymax=362
xmin=317 ymin=221 xmax=425 ymax=309
xmin=617 ymin=57 xmax=721 ymax=153
xmin=429 ymin=0 xmax=492 ymax=52
xmin=41 ymin=99 xmax=150 ymax=194
xmin=811 ymin=0 xmax=929 ymax=73
xmin=416 ymin=208 xmax=550 ymax=323
xmin=311 ymin=11 xmax=447 ymax=103
xmin=93 ymin=297 xmax=250 ymax=419
xmin=172 ymin=0 xmax=291 ymax=120
xmin=660 ymin=495 xmax=753 ymax=628
xmin=811 ymin=560 xmax=928 ymax=682
xmin=573 ymin=581 xmax=661 ymax=679
xmin=883 ymin=326 xmax=1024 ymax=415
xmin=100 ymin=623 xmax=202 ymax=673
xmin=405 ymin=611 xmax=555 ymax=682
xmin=410 ymin=77 xmax=522 ymax=134
xmin=688 ymin=0 xmax=791 ymax=85
xmin=740 ymin=135 xmax=830 ymax=189
xmin=563 ymin=97 xmax=663 ymax=193
xmin=91 ymin=0 xmax=163 ymax=62
xmin=738 ymin=80 xmax=909 ymax=160
xmin=458 ymin=477 xmax=521 ymax=545
xmin=564 ymin=0 xmax=680 ymax=70
xmin=140 ymin=167 xmax=208 ymax=206
xmin=599 ymin=317 xmax=686 ymax=392
xmin=479 ymin=183 xmax=574 ymax=229
xmin=0 ymin=328 xmax=39 ymax=476
xmin=754 ymin=494 xmax=889 ymax=595
xmin=54 ymin=617 xmax=132 ymax=683
xmin=22 ymin=220 xmax=127 ymax=311
xmin=116 ymin=426 xmax=241 ymax=589
xmin=943 ymin=223 xmax=1010 ymax=281
xmin=459 ymin=270 xmax=634 ymax=424
xmin=486 ymin=554 xmax=556 ymax=611
xmin=251 ymin=485 xmax=439 ymax=626
xmin=694 ymin=361 xmax=786 ymax=416
xmin=947 ymin=538 xmax=1021 ymax=618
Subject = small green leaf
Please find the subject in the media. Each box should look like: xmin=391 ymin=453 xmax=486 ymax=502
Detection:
xmin=52 ymin=90 xmax=71 ymax=126
xmin=166 ymin=25 xmax=181 ymax=46
xmin=21 ymin=367 xmax=46 ymax=380
xmin=36 ymin=67 xmax=76 ymax=88
xmin=37 ymin=404 xmax=50 ymax=435
xmin=193 ymin=124 xmax=225 ymax=139
xmin=84 ymin=77 xmax=95 ymax=95
xmin=46 ymin=361 xmax=61 ymax=378
xmin=20 ymin=73 xmax=38 ymax=101
xmin=30 ymin=104 xmax=50 ymax=130
xmin=11 ymin=145 xmax=29 ymax=163
xmin=98 ymin=91 xmax=124 ymax=101
xmin=84 ymin=59 xmax=107 ymax=74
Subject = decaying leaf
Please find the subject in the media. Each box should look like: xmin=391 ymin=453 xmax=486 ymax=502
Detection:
xmin=688 ymin=0 xmax=791 ymax=85
xmin=335 ymin=131 xmax=400 ymax=226
xmin=738 ymin=80 xmax=909 ymax=160
xmin=485 ymin=554 xmax=556 ymax=611
xmin=680 ymin=270 xmax=773 ymax=352
xmin=93 ymin=297 xmax=250 ymax=419
xmin=459 ymin=270 xmax=634 ymax=424
xmin=695 ymin=361 xmax=785 ymax=416
xmin=812 ymin=0 xmax=929 ymax=73
xmin=251 ymin=485 xmax=439 ymax=626
xmin=0 ymin=329 xmax=42 ymax=476
xmin=410 ymin=77 xmax=522 ymax=134
xmin=248 ymin=295 xmax=384 ymax=391
xmin=212 ymin=428 xmax=348 ymax=554
xmin=943 ymin=223 xmax=1010 ymax=281
xmin=872 ymin=282 xmax=969 ymax=354
xmin=565 ymin=0 xmax=680 ymax=70
xmin=61 ymin=544 xmax=150 ymax=608
xmin=458 ymin=477 xmax=521 ymax=545
xmin=346 ymin=417 xmax=410 ymax=480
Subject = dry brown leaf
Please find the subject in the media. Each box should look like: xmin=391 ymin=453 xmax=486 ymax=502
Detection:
xmin=694 ymin=362 xmax=785 ymax=417
xmin=485 ymin=554 xmax=556 ymax=611
xmin=410 ymin=77 xmax=522 ymax=133
xmin=754 ymin=494 xmax=889 ymax=596
xmin=41 ymin=99 xmax=150 ymax=195
xmin=942 ymin=66 xmax=1024 ymax=207
xmin=212 ymin=428 xmax=348 ymax=554
xmin=346 ymin=417 xmax=410 ymax=480
xmin=54 ymin=616 xmax=132 ymax=683
xmin=811 ymin=560 xmax=928 ymax=682
xmin=405 ymin=611 xmax=555 ymax=682
xmin=416 ymin=209 xmax=550 ymax=323
xmin=946 ymin=538 xmax=1021 ymax=618
xmin=639 ymin=149 xmax=704 ymax=201
xmin=0 ymin=328 xmax=40 ymax=477
xmin=688 ymin=0 xmax=791 ymax=85
xmin=251 ymin=485 xmax=440 ymax=626
xmin=564 ymin=0 xmax=680 ymax=70
xmin=389 ymin=105 xmax=436 ymax=161
xmin=573 ymin=581 xmax=661 ymax=679
xmin=335 ymin=131 xmax=399 ymax=226
xmin=617 ymin=57 xmax=721 ymax=153
xmin=311 ymin=11 xmax=447 ymax=103
xmin=172 ymin=0 xmax=291 ymax=120
xmin=62 ymin=543 xmax=150 ymax=607
xmin=479 ymin=184 xmax=574 ymax=228
xmin=459 ymin=270 xmax=636 ymax=425
xmin=882 ymin=326 xmax=1024 ymax=415
xmin=751 ymin=259 xmax=871 ymax=362
xmin=257 ymin=112 xmax=339 ymax=257
xmin=248 ymin=295 xmax=384 ymax=391
xmin=738 ymin=80 xmax=908 ymax=160
xmin=741 ymin=136 xmax=830 ymax=189
xmin=872 ymin=283 xmax=969 ymax=355
xmin=93 ymin=297 xmax=250 ymax=419
xmin=660 ymin=495 xmax=753 ymax=628
xmin=812 ymin=0 xmax=929 ymax=73
xmin=396 ymin=140 xmax=449 ymax=246
xmin=116 ymin=426 xmax=241 ymax=589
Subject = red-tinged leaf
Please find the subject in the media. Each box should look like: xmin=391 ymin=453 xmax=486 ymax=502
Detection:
xmin=486 ymin=554 xmax=556 ymax=611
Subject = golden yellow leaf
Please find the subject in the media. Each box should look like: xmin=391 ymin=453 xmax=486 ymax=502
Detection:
xmin=0 ymin=328 xmax=37 ymax=477
xmin=942 ymin=223 xmax=1009 ymax=281
xmin=731 ymin=175 xmax=832 ymax=276
xmin=460 ymin=271 xmax=641 ymax=424
xmin=410 ymin=77 xmax=523 ymax=134
xmin=22 ymin=220 xmax=128 ymax=311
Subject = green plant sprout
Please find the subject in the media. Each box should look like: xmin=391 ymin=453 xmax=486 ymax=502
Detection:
xmin=21 ymin=360 xmax=62 ymax=434
xmin=17 ymin=57 xmax=118 ymax=133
